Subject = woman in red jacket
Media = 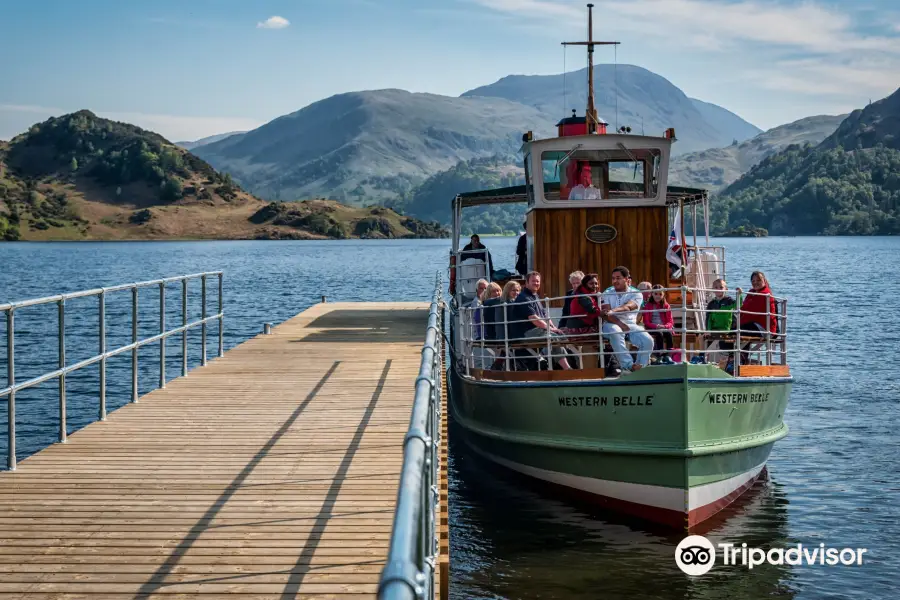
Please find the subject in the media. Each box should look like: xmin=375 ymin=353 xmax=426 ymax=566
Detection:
xmin=564 ymin=273 xmax=601 ymax=335
xmin=562 ymin=273 xmax=602 ymax=368
xmin=736 ymin=271 xmax=777 ymax=336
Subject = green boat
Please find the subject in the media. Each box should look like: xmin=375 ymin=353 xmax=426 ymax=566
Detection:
xmin=446 ymin=4 xmax=792 ymax=530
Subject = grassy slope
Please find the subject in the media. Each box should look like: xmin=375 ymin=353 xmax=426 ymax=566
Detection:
xmin=0 ymin=112 xmax=445 ymax=241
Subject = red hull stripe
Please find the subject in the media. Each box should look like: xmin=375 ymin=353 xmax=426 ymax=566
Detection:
xmin=469 ymin=443 xmax=766 ymax=529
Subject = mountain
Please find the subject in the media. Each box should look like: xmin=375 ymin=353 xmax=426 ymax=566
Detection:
xmin=0 ymin=111 xmax=445 ymax=241
xmin=461 ymin=65 xmax=760 ymax=153
xmin=194 ymin=90 xmax=552 ymax=204
xmin=176 ymin=131 xmax=245 ymax=151
xmin=193 ymin=66 xmax=761 ymax=205
xmin=689 ymin=98 xmax=762 ymax=144
xmin=669 ymin=114 xmax=846 ymax=189
xmin=713 ymin=88 xmax=900 ymax=235
xmin=820 ymin=91 xmax=900 ymax=151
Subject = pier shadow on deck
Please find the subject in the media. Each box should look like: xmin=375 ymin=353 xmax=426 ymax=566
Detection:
xmin=290 ymin=307 xmax=429 ymax=344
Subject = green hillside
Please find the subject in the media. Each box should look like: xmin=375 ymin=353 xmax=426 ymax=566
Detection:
xmin=669 ymin=114 xmax=845 ymax=189
xmin=390 ymin=155 xmax=526 ymax=234
xmin=713 ymin=89 xmax=900 ymax=235
xmin=0 ymin=111 xmax=445 ymax=241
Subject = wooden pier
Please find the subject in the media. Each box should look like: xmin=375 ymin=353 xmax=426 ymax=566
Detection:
xmin=0 ymin=302 xmax=440 ymax=599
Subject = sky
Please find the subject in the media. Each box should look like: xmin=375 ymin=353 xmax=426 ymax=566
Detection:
xmin=1 ymin=0 xmax=898 ymax=142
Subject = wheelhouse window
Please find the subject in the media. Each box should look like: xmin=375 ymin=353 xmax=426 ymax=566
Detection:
xmin=524 ymin=153 xmax=534 ymax=206
xmin=540 ymin=148 xmax=661 ymax=201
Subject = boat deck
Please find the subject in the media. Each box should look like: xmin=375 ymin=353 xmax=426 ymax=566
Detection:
xmin=0 ymin=302 xmax=430 ymax=599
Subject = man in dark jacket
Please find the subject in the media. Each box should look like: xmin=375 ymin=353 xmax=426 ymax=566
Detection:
xmin=515 ymin=223 xmax=527 ymax=275
xmin=461 ymin=234 xmax=494 ymax=275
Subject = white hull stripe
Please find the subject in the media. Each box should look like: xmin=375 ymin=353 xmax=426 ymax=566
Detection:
xmin=688 ymin=463 xmax=765 ymax=510
xmin=473 ymin=444 xmax=764 ymax=513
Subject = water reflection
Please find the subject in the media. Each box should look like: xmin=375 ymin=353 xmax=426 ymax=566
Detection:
xmin=449 ymin=422 xmax=798 ymax=600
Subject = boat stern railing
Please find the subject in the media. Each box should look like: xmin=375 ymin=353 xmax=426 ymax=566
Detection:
xmin=378 ymin=272 xmax=444 ymax=600
xmin=1 ymin=272 xmax=224 ymax=471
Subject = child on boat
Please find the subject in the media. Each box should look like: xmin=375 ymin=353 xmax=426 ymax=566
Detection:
xmin=705 ymin=278 xmax=737 ymax=367
xmin=642 ymin=284 xmax=675 ymax=364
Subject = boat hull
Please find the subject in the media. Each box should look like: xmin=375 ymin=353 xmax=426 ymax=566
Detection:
xmin=448 ymin=363 xmax=791 ymax=529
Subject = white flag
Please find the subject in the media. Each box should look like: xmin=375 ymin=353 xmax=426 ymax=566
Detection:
xmin=666 ymin=209 xmax=684 ymax=269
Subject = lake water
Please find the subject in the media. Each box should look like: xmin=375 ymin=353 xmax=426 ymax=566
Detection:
xmin=1 ymin=238 xmax=898 ymax=599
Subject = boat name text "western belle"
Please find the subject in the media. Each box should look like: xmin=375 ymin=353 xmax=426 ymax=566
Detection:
xmin=708 ymin=392 xmax=770 ymax=404
xmin=557 ymin=395 xmax=653 ymax=407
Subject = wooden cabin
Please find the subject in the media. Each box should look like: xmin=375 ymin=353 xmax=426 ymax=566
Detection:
xmin=451 ymin=129 xmax=705 ymax=306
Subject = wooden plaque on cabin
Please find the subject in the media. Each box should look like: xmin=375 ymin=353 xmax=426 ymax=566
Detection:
xmin=584 ymin=224 xmax=618 ymax=244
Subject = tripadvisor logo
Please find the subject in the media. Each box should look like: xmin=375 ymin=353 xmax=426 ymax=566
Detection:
xmin=675 ymin=535 xmax=716 ymax=576
xmin=675 ymin=535 xmax=868 ymax=576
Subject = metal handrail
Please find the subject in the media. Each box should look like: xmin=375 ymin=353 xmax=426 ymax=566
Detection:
xmin=2 ymin=271 xmax=224 ymax=471
xmin=454 ymin=284 xmax=788 ymax=374
xmin=379 ymin=272 xmax=443 ymax=600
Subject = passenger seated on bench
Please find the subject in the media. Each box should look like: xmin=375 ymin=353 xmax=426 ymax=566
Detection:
xmin=735 ymin=271 xmax=777 ymax=337
xmin=643 ymin=284 xmax=676 ymax=364
xmin=463 ymin=278 xmax=488 ymax=342
xmin=478 ymin=283 xmax=502 ymax=341
xmin=562 ymin=273 xmax=602 ymax=369
xmin=705 ymin=278 xmax=737 ymax=357
xmin=485 ymin=281 xmax=522 ymax=370
xmin=600 ymin=266 xmax=654 ymax=372
xmin=513 ymin=271 xmax=572 ymax=370
xmin=559 ymin=271 xmax=584 ymax=328
xmin=495 ymin=280 xmax=521 ymax=340
xmin=563 ymin=273 xmax=601 ymax=336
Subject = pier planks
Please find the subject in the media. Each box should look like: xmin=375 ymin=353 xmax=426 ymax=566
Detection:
xmin=0 ymin=302 xmax=430 ymax=599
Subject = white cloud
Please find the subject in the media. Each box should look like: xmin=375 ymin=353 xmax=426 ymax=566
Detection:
xmin=470 ymin=0 xmax=900 ymax=55
xmin=468 ymin=0 xmax=900 ymax=121
xmin=257 ymin=16 xmax=290 ymax=29
xmin=0 ymin=104 xmax=264 ymax=143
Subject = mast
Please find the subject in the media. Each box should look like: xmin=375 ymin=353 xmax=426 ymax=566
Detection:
xmin=562 ymin=3 xmax=619 ymax=134
xmin=587 ymin=4 xmax=595 ymax=133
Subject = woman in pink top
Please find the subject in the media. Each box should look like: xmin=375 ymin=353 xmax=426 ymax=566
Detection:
xmin=643 ymin=284 xmax=676 ymax=364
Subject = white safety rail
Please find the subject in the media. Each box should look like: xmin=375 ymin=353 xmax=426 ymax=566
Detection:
xmin=1 ymin=272 xmax=224 ymax=471
xmin=452 ymin=285 xmax=788 ymax=379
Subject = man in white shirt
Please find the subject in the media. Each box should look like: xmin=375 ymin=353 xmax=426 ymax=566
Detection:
xmin=600 ymin=266 xmax=654 ymax=372
xmin=567 ymin=164 xmax=602 ymax=200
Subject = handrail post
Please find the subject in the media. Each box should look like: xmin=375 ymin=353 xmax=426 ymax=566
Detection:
xmin=218 ymin=272 xmax=224 ymax=358
xmin=782 ymin=299 xmax=788 ymax=365
xmin=735 ymin=293 xmax=742 ymax=377
xmin=765 ymin=293 xmax=772 ymax=367
xmin=99 ymin=291 xmax=106 ymax=421
xmin=58 ymin=299 xmax=66 ymax=443
xmin=680 ymin=286 xmax=687 ymax=364
xmin=6 ymin=309 xmax=15 ymax=471
xmin=132 ymin=286 xmax=139 ymax=403
xmin=503 ymin=304 xmax=510 ymax=371
xmin=201 ymin=275 xmax=207 ymax=367
xmin=544 ymin=297 xmax=552 ymax=370
xmin=598 ymin=311 xmax=604 ymax=375
xmin=182 ymin=278 xmax=188 ymax=377
xmin=159 ymin=282 xmax=166 ymax=388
